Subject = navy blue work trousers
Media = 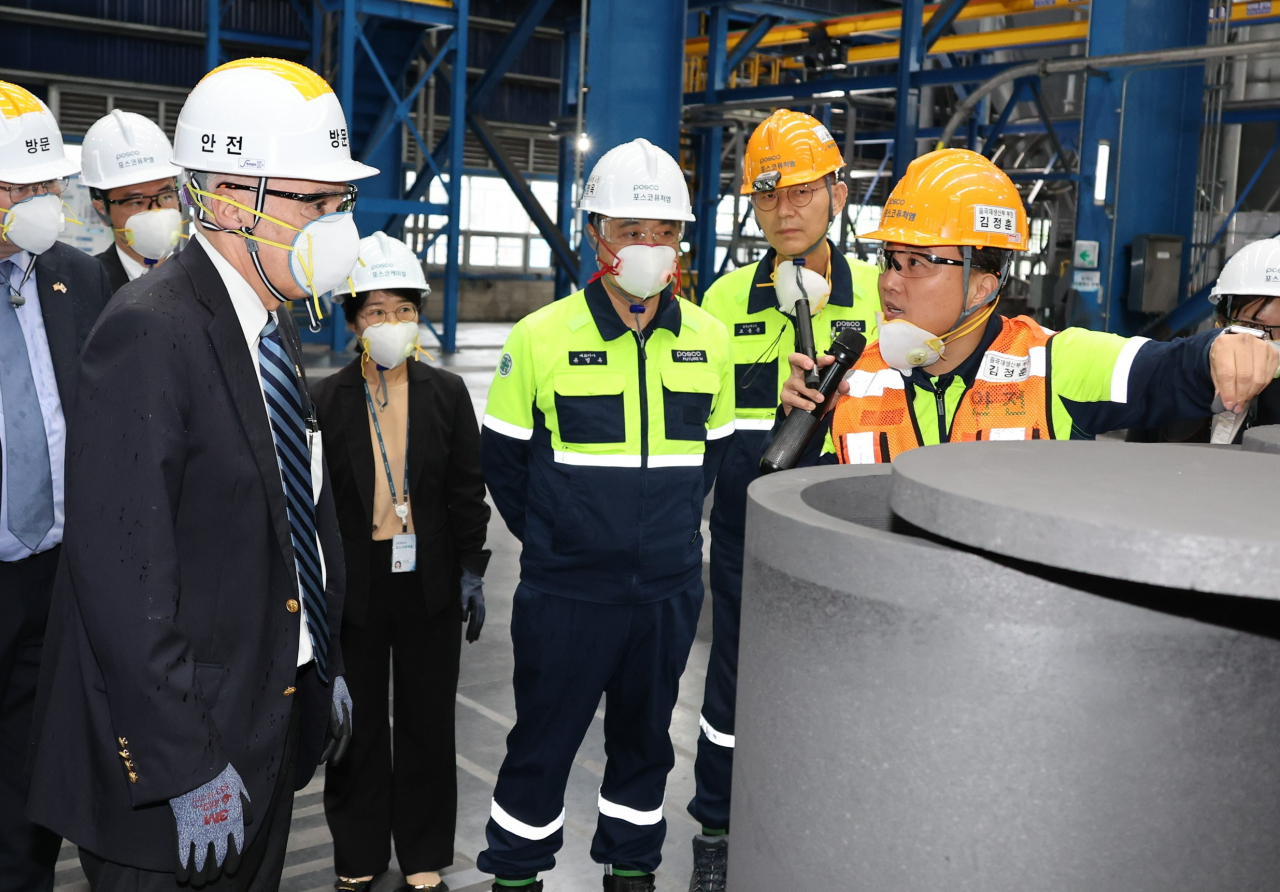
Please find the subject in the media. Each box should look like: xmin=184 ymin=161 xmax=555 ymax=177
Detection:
xmin=688 ymin=429 xmax=765 ymax=831
xmin=477 ymin=582 xmax=702 ymax=878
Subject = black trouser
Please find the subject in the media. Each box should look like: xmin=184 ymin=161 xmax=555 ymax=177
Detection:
xmin=0 ymin=545 xmax=62 ymax=892
xmin=78 ymin=687 xmax=303 ymax=891
xmin=324 ymin=539 xmax=463 ymax=878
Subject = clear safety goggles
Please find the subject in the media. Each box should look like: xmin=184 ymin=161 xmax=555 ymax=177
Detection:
xmin=877 ymin=248 xmax=968 ymax=278
xmin=219 ymin=182 xmax=358 ymax=221
xmin=595 ymin=217 xmax=684 ymax=247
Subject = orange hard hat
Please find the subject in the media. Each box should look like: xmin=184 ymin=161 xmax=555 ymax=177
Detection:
xmin=741 ymin=109 xmax=845 ymax=195
xmin=867 ymin=148 xmax=1029 ymax=251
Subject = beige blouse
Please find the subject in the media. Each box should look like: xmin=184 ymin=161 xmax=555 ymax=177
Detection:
xmin=366 ymin=378 xmax=416 ymax=540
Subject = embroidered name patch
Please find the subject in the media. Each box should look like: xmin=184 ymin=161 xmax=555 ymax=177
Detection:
xmin=569 ymin=351 xmax=608 ymax=366
xmin=671 ymin=349 xmax=708 ymax=363
xmin=735 ymin=322 xmax=766 ymax=337
xmin=831 ymin=319 xmax=866 ymax=335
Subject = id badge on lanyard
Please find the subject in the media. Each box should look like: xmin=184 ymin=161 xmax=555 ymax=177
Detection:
xmin=364 ymin=381 xmax=416 ymax=573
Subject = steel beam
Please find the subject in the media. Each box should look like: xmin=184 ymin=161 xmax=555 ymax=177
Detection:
xmin=922 ymin=0 xmax=970 ymax=50
xmin=725 ymin=14 xmax=783 ymax=71
xmin=441 ymin=0 xmax=468 ymax=354
xmin=892 ymin=0 xmax=924 ymax=186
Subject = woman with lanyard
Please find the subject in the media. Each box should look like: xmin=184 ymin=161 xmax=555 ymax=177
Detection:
xmin=312 ymin=232 xmax=491 ymax=892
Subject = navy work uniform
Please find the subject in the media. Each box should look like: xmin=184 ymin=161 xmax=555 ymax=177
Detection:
xmin=478 ymin=279 xmax=734 ymax=878
xmin=689 ymin=242 xmax=878 ymax=830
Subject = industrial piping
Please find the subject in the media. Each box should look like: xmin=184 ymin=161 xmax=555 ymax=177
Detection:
xmin=937 ymin=36 xmax=1280 ymax=148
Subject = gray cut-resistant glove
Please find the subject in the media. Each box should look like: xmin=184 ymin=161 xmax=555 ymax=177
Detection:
xmin=321 ymin=675 xmax=353 ymax=765
xmin=461 ymin=567 xmax=485 ymax=643
xmin=169 ymin=763 xmax=251 ymax=885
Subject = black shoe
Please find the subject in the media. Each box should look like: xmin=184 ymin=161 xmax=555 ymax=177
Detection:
xmin=689 ymin=833 xmax=728 ymax=892
xmin=603 ymin=873 xmax=656 ymax=892
xmin=397 ymin=883 xmax=448 ymax=892
xmin=492 ymin=883 xmax=542 ymax=892
xmin=335 ymin=879 xmax=375 ymax=892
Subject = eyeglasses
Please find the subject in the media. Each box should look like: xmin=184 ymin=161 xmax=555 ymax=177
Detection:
xmin=1226 ymin=318 xmax=1280 ymax=340
xmin=220 ymin=182 xmax=358 ymax=220
xmin=360 ymin=304 xmax=419 ymax=324
xmin=596 ymin=218 xmax=684 ymax=247
xmin=2 ymin=178 xmax=69 ymax=203
xmin=877 ymin=248 xmax=969 ymax=278
xmin=103 ymin=187 xmax=180 ymax=214
xmin=749 ymin=180 xmax=826 ymax=212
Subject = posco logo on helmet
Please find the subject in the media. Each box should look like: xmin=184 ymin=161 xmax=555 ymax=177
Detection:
xmin=115 ymin=150 xmax=141 ymax=160
xmin=1267 ymin=266 xmax=1280 ymax=282
xmin=634 ymin=184 xmax=659 ymax=191
xmin=371 ymin=262 xmax=397 ymax=277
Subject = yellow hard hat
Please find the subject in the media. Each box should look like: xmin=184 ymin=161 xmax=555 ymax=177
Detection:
xmin=741 ymin=109 xmax=845 ymax=195
xmin=867 ymin=148 xmax=1029 ymax=251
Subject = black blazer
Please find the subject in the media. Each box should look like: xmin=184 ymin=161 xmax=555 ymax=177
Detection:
xmin=27 ymin=240 xmax=346 ymax=871
xmin=0 ymin=242 xmax=112 ymax=501
xmin=95 ymin=243 xmax=130 ymax=293
xmin=311 ymin=357 xmax=490 ymax=629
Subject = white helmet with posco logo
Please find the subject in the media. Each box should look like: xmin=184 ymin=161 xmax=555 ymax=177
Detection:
xmin=351 ymin=232 xmax=430 ymax=298
xmin=0 ymin=81 xmax=79 ymax=255
xmin=173 ymin=58 xmax=378 ymax=329
xmin=577 ymin=137 xmax=695 ymax=222
xmin=81 ymin=110 xmax=182 ymax=190
xmin=1210 ymin=237 xmax=1280 ymax=305
xmin=0 ymin=81 xmax=79 ymax=184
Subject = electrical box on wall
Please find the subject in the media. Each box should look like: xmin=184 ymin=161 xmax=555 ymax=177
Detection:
xmin=1128 ymin=234 xmax=1184 ymax=315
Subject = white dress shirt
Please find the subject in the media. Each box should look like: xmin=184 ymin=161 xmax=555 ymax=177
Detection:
xmin=194 ymin=232 xmax=317 ymax=667
xmin=0 ymin=252 xmax=66 ymax=562
xmin=115 ymin=244 xmax=148 ymax=282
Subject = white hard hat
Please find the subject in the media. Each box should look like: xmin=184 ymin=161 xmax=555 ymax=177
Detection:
xmin=350 ymin=232 xmax=430 ymax=297
xmin=173 ymin=58 xmax=377 ymax=182
xmin=0 ymin=81 xmax=79 ymax=185
xmin=81 ymin=110 xmax=182 ymax=191
xmin=578 ymin=137 xmax=695 ymax=222
xmin=1209 ymin=237 xmax=1280 ymax=304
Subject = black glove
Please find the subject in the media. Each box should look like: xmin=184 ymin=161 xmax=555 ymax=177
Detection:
xmin=320 ymin=675 xmax=353 ymax=764
xmin=169 ymin=763 xmax=252 ymax=885
xmin=461 ymin=568 xmax=485 ymax=643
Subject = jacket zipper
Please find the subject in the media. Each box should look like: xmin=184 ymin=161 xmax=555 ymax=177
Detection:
xmin=636 ymin=331 xmax=649 ymax=467
xmin=934 ymin=376 xmax=949 ymax=443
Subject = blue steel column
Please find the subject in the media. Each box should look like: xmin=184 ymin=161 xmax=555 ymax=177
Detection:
xmin=556 ymin=23 xmax=581 ymax=300
xmin=206 ymin=0 xmax=223 ymax=71
xmin=339 ymin=1 xmax=357 ymax=122
xmin=581 ymin=0 xmax=686 ymax=275
xmin=1070 ymin=0 xmax=1210 ymax=333
xmin=441 ymin=0 xmax=468 ymax=353
xmin=694 ymin=7 xmax=728 ymax=299
xmin=891 ymin=0 xmax=924 ymax=187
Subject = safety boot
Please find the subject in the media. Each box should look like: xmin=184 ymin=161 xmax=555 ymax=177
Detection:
xmin=688 ymin=833 xmax=728 ymax=892
xmin=602 ymin=872 xmax=656 ymax=892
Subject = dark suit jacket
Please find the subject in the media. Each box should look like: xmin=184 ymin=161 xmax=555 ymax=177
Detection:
xmin=0 ymin=242 xmax=112 ymax=502
xmin=95 ymin=243 xmax=130 ymax=294
xmin=311 ymin=358 xmax=489 ymax=628
xmin=27 ymin=240 xmax=346 ymax=871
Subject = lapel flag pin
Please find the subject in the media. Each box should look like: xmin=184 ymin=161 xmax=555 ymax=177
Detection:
xmin=52 ymin=282 xmax=67 ymax=293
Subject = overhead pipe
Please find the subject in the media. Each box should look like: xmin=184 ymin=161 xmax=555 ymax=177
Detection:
xmin=937 ymin=36 xmax=1280 ymax=148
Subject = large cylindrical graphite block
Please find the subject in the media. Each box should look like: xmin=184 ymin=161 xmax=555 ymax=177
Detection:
xmin=732 ymin=443 xmax=1280 ymax=892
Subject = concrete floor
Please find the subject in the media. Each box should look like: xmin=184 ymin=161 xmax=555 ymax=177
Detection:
xmin=54 ymin=322 xmax=715 ymax=892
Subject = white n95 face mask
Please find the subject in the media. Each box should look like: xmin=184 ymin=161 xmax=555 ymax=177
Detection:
xmin=877 ymin=312 xmax=945 ymax=372
xmin=361 ymin=320 xmax=420 ymax=369
xmin=0 ymin=193 xmax=64 ymax=255
xmin=117 ymin=207 xmax=183 ymax=261
xmin=286 ymin=212 xmax=362 ymax=299
xmin=773 ymin=260 xmax=831 ymax=316
xmin=611 ymin=244 xmax=677 ymax=298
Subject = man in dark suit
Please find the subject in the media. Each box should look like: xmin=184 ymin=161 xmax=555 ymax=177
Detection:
xmin=0 ymin=80 xmax=113 ymax=892
xmin=27 ymin=58 xmax=375 ymax=890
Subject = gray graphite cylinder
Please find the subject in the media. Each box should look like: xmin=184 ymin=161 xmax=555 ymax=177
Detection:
xmin=732 ymin=442 xmax=1280 ymax=892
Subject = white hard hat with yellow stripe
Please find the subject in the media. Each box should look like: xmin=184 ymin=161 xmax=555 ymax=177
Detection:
xmin=0 ymin=81 xmax=80 ymax=185
xmin=173 ymin=57 xmax=377 ymax=182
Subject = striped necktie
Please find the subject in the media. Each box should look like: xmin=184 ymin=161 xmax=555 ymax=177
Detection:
xmin=257 ymin=316 xmax=329 ymax=681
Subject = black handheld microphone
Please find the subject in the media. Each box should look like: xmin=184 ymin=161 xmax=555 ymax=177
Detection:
xmin=787 ymin=257 xmax=820 ymax=389
xmin=759 ymin=329 xmax=867 ymax=475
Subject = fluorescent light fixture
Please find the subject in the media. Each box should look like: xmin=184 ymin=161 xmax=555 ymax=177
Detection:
xmin=813 ymin=89 xmax=847 ymax=98
xmin=576 ymin=133 xmax=590 ymax=154
xmin=1093 ymin=139 xmax=1110 ymax=205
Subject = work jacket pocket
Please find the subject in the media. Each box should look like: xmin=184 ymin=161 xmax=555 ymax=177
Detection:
xmin=662 ymin=369 xmax=719 ymax=441
xmin=553 ymin=372 xmax=627 ymax=444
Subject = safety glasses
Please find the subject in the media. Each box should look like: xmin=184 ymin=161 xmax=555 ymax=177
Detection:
xmin=749 ymin=181 xmax=824 ymax=212
xmin=596 ymin=217 xmax=684 ymax=247
xmin=877 ymin=248 xmax=968 ymax=278
xmin=103 ymin=187 xmax=181 ymax=214
xmin=2 ymin=178 xmax=69 ymax=203
xmin=220 ymin=182 xmax=358 ymax=220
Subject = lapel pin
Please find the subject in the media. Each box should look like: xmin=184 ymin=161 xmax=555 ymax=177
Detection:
xmin=52 ymin=282 xmax=67 ymax=293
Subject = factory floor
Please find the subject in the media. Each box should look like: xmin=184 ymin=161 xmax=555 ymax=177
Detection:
xmin=53 ymin=323 xmax=714 ymax=892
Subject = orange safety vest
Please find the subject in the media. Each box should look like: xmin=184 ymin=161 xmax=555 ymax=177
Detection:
xmin=831 ymin=315 xmax=1056 ymax=464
